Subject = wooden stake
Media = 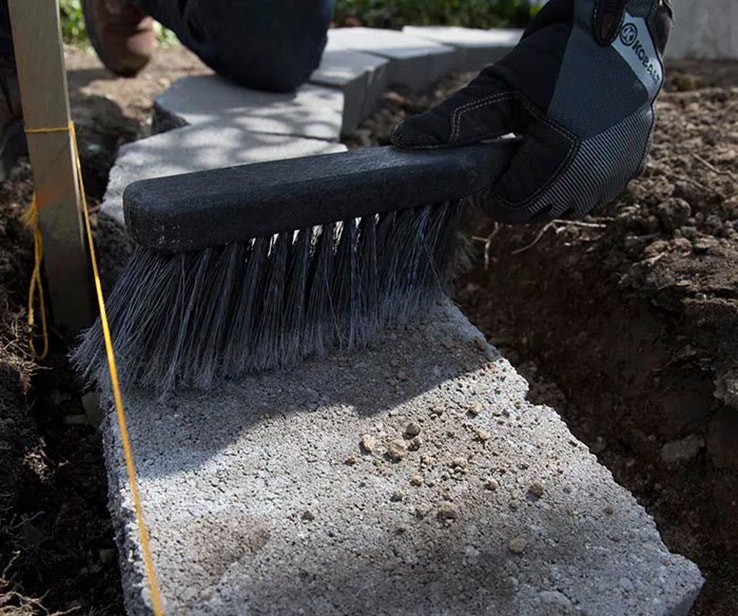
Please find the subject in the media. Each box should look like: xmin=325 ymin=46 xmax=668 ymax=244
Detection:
xmin=8 ymin=0 xmax=93 ymax=338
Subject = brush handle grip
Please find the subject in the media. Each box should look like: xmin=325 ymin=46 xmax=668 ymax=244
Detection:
xmin=124 ymin=140 xmax=519 ymax=253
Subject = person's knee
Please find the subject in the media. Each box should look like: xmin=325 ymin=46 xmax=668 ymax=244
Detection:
xmin=221 ymin=21 xmax=327 ymax=92
xmin=180 ymin=0 xmax=334 ymax=92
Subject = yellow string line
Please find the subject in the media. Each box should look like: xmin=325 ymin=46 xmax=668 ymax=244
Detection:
xmin=25 ymin=122 xmax=165 ymax=615
xmin=23 ymin=195 xmax=49 ymax=360
xmin=25 ymin=125 xmax=74 ymax=134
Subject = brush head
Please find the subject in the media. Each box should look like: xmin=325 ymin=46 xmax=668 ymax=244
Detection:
xmin=73 ymin=142 xmax=517 ymax=395
xmin=73 ymin=202 xmax=462 ymax=396
xmin=123 ymin=142 xmax=518 ymax=253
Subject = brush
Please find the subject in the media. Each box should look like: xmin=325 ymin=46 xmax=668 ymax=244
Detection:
xmin=72 ymin=141 xmax=518 ymax=396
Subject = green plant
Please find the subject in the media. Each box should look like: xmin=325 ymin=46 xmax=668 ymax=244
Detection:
xmin=58 ymin=0 xmax=179 ymax=47
xmin=59 ymin=0 xmax=86 ymax=46
xmin=334 ymin=0 xmax=540 ymax=30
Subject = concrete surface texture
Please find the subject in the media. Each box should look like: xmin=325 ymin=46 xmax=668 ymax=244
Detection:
xmin=153 ymin=75 xmax=344 ymax=140
xmin=402 ymin=26 xmax=522 ymax=72
xmin=667 ymin=0 xmax=738 ymax=60
xmin=106 ymin=303 xmax=703 ymax=616
xmin=327 ymin=27 xmax=456 ymax=92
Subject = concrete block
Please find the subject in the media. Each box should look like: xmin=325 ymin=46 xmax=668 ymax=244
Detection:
xmin=309 ymin=46 xmax=390 ymax=134
xmin=153 ymin=75 xmax=344 ymax=141
xmin=103 ymin=302 xmax=703 ymax=615
xmin=403 ymin=26 xmax=522 ymax=72
xmin=101 ymin=123 xmax=346 ymax=227
xmin=328 ymin=27 xmax=457 ymax=92
xmin=666 ymin=0 xmax=738 ymax=59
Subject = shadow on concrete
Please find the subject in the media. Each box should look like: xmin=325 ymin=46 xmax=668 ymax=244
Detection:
xmin=111 ymin=303 xmax=505 ymax=476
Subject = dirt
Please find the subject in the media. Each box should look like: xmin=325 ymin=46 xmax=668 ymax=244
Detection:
xmin=0 ymin=46 xmax=208 ymax=615
xmin=0 ymin=43 xmax=736 ymax=614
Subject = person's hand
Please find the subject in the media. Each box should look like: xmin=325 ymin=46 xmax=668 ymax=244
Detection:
xmin=391 ymin=0 xmax=672 ymax=223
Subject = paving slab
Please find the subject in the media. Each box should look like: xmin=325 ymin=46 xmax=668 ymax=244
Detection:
xmin=402 ymin=26 xmax=522 ymax=72
xmin=309 ymin=45 xmax=390 ymax=134
xmin=153 ymin=74 xmax=344 ymax=141
xmin=667 ymin=0 xmax=738 ymax=59
xmin=103 ymin=302 xmax=703 ymax=615
xmin=328 ymin=28 xmax=456 ymax=92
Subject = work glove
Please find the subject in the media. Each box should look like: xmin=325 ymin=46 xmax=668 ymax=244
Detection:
xmin=391 ymin=0 xmax=673 ymax=223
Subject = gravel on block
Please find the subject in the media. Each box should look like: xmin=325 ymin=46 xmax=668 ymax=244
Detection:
xmin=104 ymin=302 xmax=703 ymax=616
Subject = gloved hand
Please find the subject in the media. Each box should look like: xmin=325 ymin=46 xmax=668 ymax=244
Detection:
xmin=391 ymin=0 xmax=672 ymax=223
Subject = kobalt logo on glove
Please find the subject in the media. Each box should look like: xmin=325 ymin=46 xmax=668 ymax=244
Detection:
xmin=619 ymin=23 xmax=638 ymax=45
xmin=613 ymin=15 xmax=663 ymax=99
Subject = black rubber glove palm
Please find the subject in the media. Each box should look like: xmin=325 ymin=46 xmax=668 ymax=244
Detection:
xmin=391 ymin=0 xmax=672 ymax=223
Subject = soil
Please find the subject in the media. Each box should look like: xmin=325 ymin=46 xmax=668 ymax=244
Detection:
xmin=0 ymin=47 xmax=207 ymax=615
xmin=0 ymin=43 xmax=736 ymax=614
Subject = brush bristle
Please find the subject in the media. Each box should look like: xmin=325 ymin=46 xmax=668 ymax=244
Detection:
xmin=72 ymin=201 xmax=461 ymax=397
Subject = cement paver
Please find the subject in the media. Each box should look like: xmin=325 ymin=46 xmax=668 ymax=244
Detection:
xmin=309 ymin=46 xmax=390 ymax=133
xmin=104 ymin=303 xmax=703 ymax=615
xmin=153 ymin=75 xmax=344 ymax=141
xmin=402 ymin=26 xmax=522 ymax=72
xmin=327 ymin=28 xmax=456 ymax=92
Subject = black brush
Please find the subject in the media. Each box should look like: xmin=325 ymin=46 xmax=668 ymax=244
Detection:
xmin=73 ymin=141 xmax=517 ymax=396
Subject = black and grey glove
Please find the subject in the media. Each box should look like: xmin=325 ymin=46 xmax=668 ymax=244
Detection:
xmin=391 ymin=0 xmax=672 ymax=223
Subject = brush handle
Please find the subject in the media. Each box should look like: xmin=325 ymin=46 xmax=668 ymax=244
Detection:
xmin=124 ymin=140 xmax=519 ymax=253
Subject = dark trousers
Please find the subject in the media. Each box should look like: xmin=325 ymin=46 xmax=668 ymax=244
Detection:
xmin=0 ymin=0 xmax=335 ymax=92
xmin=139 ymin=0 xmax=335 ymax=91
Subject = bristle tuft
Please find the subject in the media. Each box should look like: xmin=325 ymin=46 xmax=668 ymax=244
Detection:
xmin=71 ymin=202 xmax=461 ymax=393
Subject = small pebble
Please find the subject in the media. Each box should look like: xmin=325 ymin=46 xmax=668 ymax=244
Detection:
xmin=474 ymin=427 xmax=492 ymax=442
xmin=386 ymin=439 xmax=408 ymax=462
xmin=302 ymin=510 xmax=316 ymax=522
xmin=360 ymin=434 xmax=376 ymax=454
xmin=467 ymin=402 xmax=483 ymax=417
xmin=404 ymin=422 xmax=421 ymax=438
xmin=344 ymin=454 xmax=357 ymax=466
xmin=604 ymin=504 xmax=615 ymax=515
xmin=508 ymin=537 xmax=527 ymax=554
xmin=508 ymin=499 xmax=519 ymax=511
xmin=408 ymin=436 xmax=423 ymax=451
xmin=397 ymin=370 xmax=408 ymax=381
xmin=410 ymin=474 xmax=424 ymax=487
xmin=485 ymin=478 xmax=500 ymax=491
xmin=450 ymin=457 xmax=467 ymax=469
xmin=390 ymin=490 xmax=405 ymax=502
xmin=529 ymin=480 xmax=545 ymax=498
xmin=438 ymin=502 xmax=460 ymax=522
xmin=415 ymin=503 xmax=432 ymax=518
